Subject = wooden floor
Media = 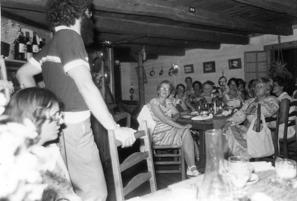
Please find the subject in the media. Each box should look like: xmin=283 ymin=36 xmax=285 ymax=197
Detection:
xmin=104 ymin=146 xmax=205 ymax=201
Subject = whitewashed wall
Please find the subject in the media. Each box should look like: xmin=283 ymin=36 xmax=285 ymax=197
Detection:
xmin=122 ymin=28 xmax=297 ymax=103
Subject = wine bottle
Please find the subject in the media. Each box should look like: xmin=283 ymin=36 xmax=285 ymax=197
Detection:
xmin=18 ymin=31 xmax=25 ymax=61
xmin=25 ymin=32 xmax=32 ymax=61
xmin=32 ymin=32 xmax=39 ymax=55
xmin=14 ymin=34 xmax=20 ymax=60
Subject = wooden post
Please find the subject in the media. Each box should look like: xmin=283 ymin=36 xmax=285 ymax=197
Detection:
xmin=107 ymin=47 xmax=115 ymax=96
xmin=138 ymin=52 xmax=145 ymax=108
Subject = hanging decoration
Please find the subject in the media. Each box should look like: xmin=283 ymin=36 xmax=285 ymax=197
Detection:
xmin=159 ymin=64 xmax=164 ymax=76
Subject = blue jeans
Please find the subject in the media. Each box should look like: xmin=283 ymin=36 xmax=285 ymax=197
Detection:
xmin=61 ymin=118 xmax=107 ymax=201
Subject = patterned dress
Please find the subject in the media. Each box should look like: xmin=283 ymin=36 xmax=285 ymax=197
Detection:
xmin=225 ymin=93 xmax=241 ymax=108
xmin=147 ymin=98 xmax=188 ymax=145
xmin=224 ymin=96 xmax=279 ymax=158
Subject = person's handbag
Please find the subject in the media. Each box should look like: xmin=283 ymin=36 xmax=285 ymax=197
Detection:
xmin=247 ymin=115 xmax=274 ymax=158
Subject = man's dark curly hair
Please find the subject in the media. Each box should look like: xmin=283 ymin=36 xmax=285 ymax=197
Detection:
xmin=46 ymin=0 xmax=93 ymax=30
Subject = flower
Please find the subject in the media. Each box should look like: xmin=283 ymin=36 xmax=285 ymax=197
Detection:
xmin=1 ymin=20 xmax=21 ymax=53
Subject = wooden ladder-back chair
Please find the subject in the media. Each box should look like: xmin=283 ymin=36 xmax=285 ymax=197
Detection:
xmin=279 ymin=100 xmax=297 ymax=158
xmin=137 ymin=105 xmax=186 ymax=181
xmin=108 ymin=121 xmax=157 ymax=201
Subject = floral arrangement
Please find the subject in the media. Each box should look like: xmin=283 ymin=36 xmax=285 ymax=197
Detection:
xmin=1 ymin=19 xmax=21 ymax=53
xmin=0 ymin=92 xmax=58 ymax=201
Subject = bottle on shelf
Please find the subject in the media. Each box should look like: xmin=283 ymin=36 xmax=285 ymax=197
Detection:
xmin=14 ymin=35 xmax=20 ymax=60
xmin=32 ymin=32 xmax=39 ymax=55
xmin=17 ymin=30 xmax=26 ymax=61
xmin=24 ymin=32 xmax=30 ymax=60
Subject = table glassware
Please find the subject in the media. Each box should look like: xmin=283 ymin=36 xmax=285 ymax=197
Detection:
xmin=198 ymin=129 xmax=232 ymax=201
xmin=275 ymin=157 xmax=297 ymax=179
xmin=228 ymin=156 xmax=252 ymax=199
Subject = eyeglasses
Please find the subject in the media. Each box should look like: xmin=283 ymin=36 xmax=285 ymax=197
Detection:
xmin=47 ymin=111 xmax=63 ymax=123
xmin=160 ymin=87 xmax=170 ymax=91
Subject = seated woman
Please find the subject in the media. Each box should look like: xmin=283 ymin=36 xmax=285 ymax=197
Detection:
xmin=223 ymin=78 xmax=245 ymax=109
xmin=4 ymin=87 xmax=81 ymax=201
xmin=173 ymin=84 xmax=196 ymax=113
xmin=190 ymin=81 xmax=202 ymax=102
xmin=247 ymin=79 xmax=256 ymax=99
xmin=148 ymin=80 xmax=200 ymax=177
xmin=237 ymin=78 xmax=249 ymax=101
xmin=168 ymin=87 xmax=189 ymax=116
xmin=268 ymin=76 xmax=295 ymax=139
xmin=221 ymin=78 xmax=279 ymax=158
xmin=199 ymin=81 xmax=215 ymax=105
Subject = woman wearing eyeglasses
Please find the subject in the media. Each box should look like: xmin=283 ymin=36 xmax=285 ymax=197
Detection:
xmin=5 ymin=87 xmax=81 ymax=201
xmin=147 ymin=80 xmax=201 ymax=177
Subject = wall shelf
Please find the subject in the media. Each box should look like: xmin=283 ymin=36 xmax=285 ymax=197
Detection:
xmin=5 ymin=59 xmax=26 ymax=70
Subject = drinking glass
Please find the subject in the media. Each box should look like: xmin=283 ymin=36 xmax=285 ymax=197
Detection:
xmin=228 ymin=156 xmax=252 ymax=198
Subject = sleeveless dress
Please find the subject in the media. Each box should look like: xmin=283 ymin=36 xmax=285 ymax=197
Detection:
xmin=147 ymin=98 xmax=188 ymax=145
xmin=225 ymin=93 xmax=241 ymax=107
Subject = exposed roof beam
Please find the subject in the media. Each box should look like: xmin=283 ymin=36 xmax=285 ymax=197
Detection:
xmin=234 ymin=0 xmax=297 ymax=18
xmin=1 ymin=9 xmax=49 ymax=31
xmin=126 ymin=45 xmax=186 ymax=57
xmin=94 ymin=16 xmax=249 ymax=45
xmin=97 ymin=34 xmax=221 ymax=49
xmin=92 ymin=0 xmax=293 ymax=35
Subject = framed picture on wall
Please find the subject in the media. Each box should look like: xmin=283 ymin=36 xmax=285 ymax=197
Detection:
xmin=229 ymin=58 xmax=242 ymax=69
xmin=203 ymin=61 xmax=216 ymax=73
xmin=184 ymin=64 xmax=194 ymax=74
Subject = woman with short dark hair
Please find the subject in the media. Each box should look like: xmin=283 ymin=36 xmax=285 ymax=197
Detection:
xmin=269 ymin=76 xmax=295 ymax=139
xmin=223 ymin=77 xmax=245 ymax=108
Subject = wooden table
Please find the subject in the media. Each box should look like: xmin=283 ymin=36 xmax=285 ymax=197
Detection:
xmin=177 ymin=114 xmax=231 ymax=165
xmin=127 ymin=169 xmax=297 ymax=201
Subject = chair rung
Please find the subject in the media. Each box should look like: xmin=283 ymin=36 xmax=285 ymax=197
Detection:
xmin=153 ymin=146 xmax=181 ymax=149
xmin=155 ymin=161 xmax=181 ymax=165
xmin=154 ymin=154 xmax=180 ymax=157
xmin=156 ymin=170 xmax=181 ymax=173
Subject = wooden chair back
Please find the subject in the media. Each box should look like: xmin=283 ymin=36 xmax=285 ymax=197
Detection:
xmin=108 ymin=121 xmax=157 ymax=201
xmin=137 ymin=105 xmax=186 ymax=180
xmin=280 ymin=100 xmax=297 ymax=158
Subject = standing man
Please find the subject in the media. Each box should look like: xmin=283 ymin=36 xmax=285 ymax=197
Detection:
xmin=16 ymin=0 xmax=136 ymax=200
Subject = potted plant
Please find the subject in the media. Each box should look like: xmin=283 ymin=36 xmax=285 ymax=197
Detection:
xmin=268 ymin=60 xmax=293 ymax=80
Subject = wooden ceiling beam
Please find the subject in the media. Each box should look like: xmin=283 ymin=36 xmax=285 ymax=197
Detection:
xmin=96 ymin=33 xmax=221 ymax=49
xmin=92 ymin=0 xmax=293 ymax=35
xmin=125 ymin=45 xmax=186 ymax=57
xmin=1 ymin=9 xmax=49 ymax=31
xmin=234 ymin=0 xmax=297 ymax=18
xmin=94 ymin=16 xmax=249 ymax=45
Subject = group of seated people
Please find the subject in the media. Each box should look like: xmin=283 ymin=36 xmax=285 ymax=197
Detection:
xmin=147 ymin=76 xmax=296 ymax=172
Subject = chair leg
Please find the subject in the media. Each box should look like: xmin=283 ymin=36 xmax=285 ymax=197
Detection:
xmin=181 ymin=149 xmax=186 ymax=180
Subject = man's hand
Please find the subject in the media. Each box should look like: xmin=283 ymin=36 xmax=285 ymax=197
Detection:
xmin=114 ymin=127 xmax=136 ymax=148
